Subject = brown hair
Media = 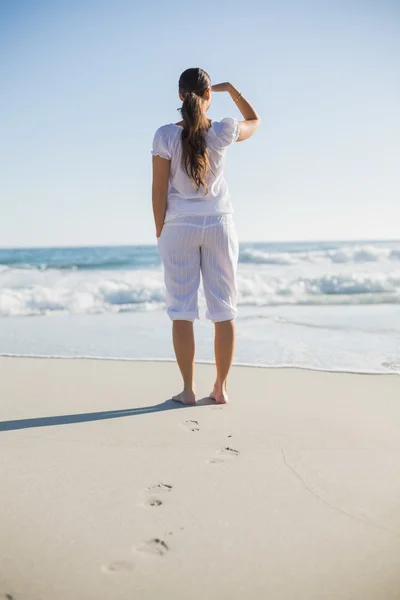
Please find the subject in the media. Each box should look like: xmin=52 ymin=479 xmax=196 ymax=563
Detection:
xmin=178 ymin=67 xmax=213 ymax=194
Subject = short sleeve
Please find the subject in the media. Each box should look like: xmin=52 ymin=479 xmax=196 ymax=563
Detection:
xmin=215 ymin=117 xmax=240 ymax=148
xmin=151 ymin=126 xmax=171 ymax=160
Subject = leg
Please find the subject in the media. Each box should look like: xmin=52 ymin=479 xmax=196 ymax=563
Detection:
xmin=210 ymin=319 xmax=235 ymax=404
xmin=157 ymin=221 xmax=201 ymax=404
xmin=171 ymin=320 xmax=196 ymax=405
xmin=200 ymin=216 xmax=239 ymax=404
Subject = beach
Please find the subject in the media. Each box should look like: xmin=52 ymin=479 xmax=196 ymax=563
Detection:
xmin=1 ymin=357 xmax=400 ymax=599
xmin=3 ymin=0 xmax=400 ymax=596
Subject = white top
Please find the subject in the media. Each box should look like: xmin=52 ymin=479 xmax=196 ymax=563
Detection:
xmin=151 ymin=117 xmax=239 ymax=222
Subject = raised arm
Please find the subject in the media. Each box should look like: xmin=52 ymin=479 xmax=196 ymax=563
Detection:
xmin=211 ymin=82 xmax=261 ymax=142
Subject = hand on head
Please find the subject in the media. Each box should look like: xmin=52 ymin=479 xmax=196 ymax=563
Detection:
xmin=210 ymin=82 xmax=231 ymax=93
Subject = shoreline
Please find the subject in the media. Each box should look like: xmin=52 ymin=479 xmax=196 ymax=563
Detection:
xmin=0 ymin=353 xmax=398 ymax=376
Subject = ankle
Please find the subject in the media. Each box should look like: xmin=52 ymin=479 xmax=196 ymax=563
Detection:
xmin=183 ymin=382 xmax=195 ymax=393
xmin=214 ymin=380 xmax=227 ymax=392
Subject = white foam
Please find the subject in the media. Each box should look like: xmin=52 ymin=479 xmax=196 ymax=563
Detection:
xmin=237 ymin=272 xmax=400 ymax=307
xmin=240 ymin=244 xmax=400 ymax=265
xmin=1 ymin=263 xmax=400 ymax=317
xmin=0 ymin=353 xmax=396 ymax=375
xmin=0 ymin=268 xmax=166 ymax=317
xmin=241 ymin=248 xmax=297 ymax=265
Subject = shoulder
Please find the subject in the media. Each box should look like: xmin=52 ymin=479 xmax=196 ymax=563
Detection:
xmin=213 ymin=117 xmax=237 ymax=129
xmin=151 ymin=124 xmax=181 ymax=160
xmin=153 ymin=123 xmax=181 ymax=139
xmin=211 ymin=117 xmax=240 ymax=147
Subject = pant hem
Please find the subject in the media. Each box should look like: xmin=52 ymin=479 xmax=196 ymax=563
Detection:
xmin=168 ymin=312 xmax=199 ymax=322
xmin=207 ymin=311 xmax=237 ymax=323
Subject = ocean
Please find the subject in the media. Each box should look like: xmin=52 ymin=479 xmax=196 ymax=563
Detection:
xmin=1 ymin=240 xmax=399 ymax=373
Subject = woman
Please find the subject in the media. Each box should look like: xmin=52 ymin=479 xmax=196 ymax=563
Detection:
xmin=151 ymin=67 xmax=261 ymax=405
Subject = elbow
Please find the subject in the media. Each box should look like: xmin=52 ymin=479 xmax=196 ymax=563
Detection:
xmin=248 ymin=116 xmax=262 ymax=128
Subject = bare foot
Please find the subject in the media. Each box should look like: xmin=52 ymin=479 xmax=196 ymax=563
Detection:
xmin=209 ymin=386 xmax=229 ymax=405
xmin=172 ymin=390 xmax=196 ymax=405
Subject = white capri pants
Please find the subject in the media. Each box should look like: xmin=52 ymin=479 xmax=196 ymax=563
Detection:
xmin=157 ymin=214 xmax=239 ymax=322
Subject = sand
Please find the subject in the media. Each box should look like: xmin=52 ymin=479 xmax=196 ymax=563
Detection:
xmin=0 ymin=357 xmax=400 ymax=600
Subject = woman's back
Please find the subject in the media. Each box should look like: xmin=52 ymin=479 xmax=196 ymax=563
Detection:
xmin=152 ymin=67 xmax=260 ymax=405
xmin=151 ymin=117 xmax=239 ymax=222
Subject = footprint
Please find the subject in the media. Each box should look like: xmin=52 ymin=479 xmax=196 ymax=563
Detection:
xmin=136 ymin=538 xmax=169 ymax=557
xmin=1 ymin=595 xmax=15 ymax=600
xmin=224 ymin=446 xmax=239 ymax=455
xmin=184 ymin=419 xmax=200 ymax=432
xmin=147 ymin=483 xmax=173 ymax=493
xmin=210 ymin=446 xmax=240 ymax=464
xmin=143 ymin=483 xmax=172 ymax=508
xmin=147 ymin=498 xmax=163 ymax=507
xmin=101 ymin=560 xmax=134 ymax=574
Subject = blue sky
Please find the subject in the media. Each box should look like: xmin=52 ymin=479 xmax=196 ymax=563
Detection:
xmin=1 ymin=0 xmax=399 ymax=247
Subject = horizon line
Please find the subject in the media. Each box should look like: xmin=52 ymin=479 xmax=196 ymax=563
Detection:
xmin=1 ymin=237 xmax=400 ymax=251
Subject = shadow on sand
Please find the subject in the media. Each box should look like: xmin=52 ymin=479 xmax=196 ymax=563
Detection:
xmin=0 ymin=397 xmax=216 ymax=432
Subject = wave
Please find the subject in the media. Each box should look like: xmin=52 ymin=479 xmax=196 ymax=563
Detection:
xmin=237 ymin=272 xmax=400 ymax=307
xmin=0 ymin=259 xmax=142 ymax=272
xmin=240 ymin=244 xmax=400 ymax=265
xmin=1 ymin=266 xmax=400 ymax=317
xmin=2 ymin=243 xmax=400 ymax=273
xmin=0 ymin=246 xmax=159 ymax=272
xmin=0 ymin=268 xmax=166 ymax=317
xmin=241 ymin=249 xmax=297 ymax=265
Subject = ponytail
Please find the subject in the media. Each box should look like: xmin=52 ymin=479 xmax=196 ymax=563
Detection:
xmin=178 ymin=68 xmax=213 ymax=195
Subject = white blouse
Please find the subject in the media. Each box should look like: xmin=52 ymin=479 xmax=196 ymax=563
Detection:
xmin=151 ymin=118 xmax=239 ymax=222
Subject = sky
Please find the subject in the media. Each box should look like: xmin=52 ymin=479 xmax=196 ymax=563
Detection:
xmin=0 ymin=0 xmax=399 ymax=247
